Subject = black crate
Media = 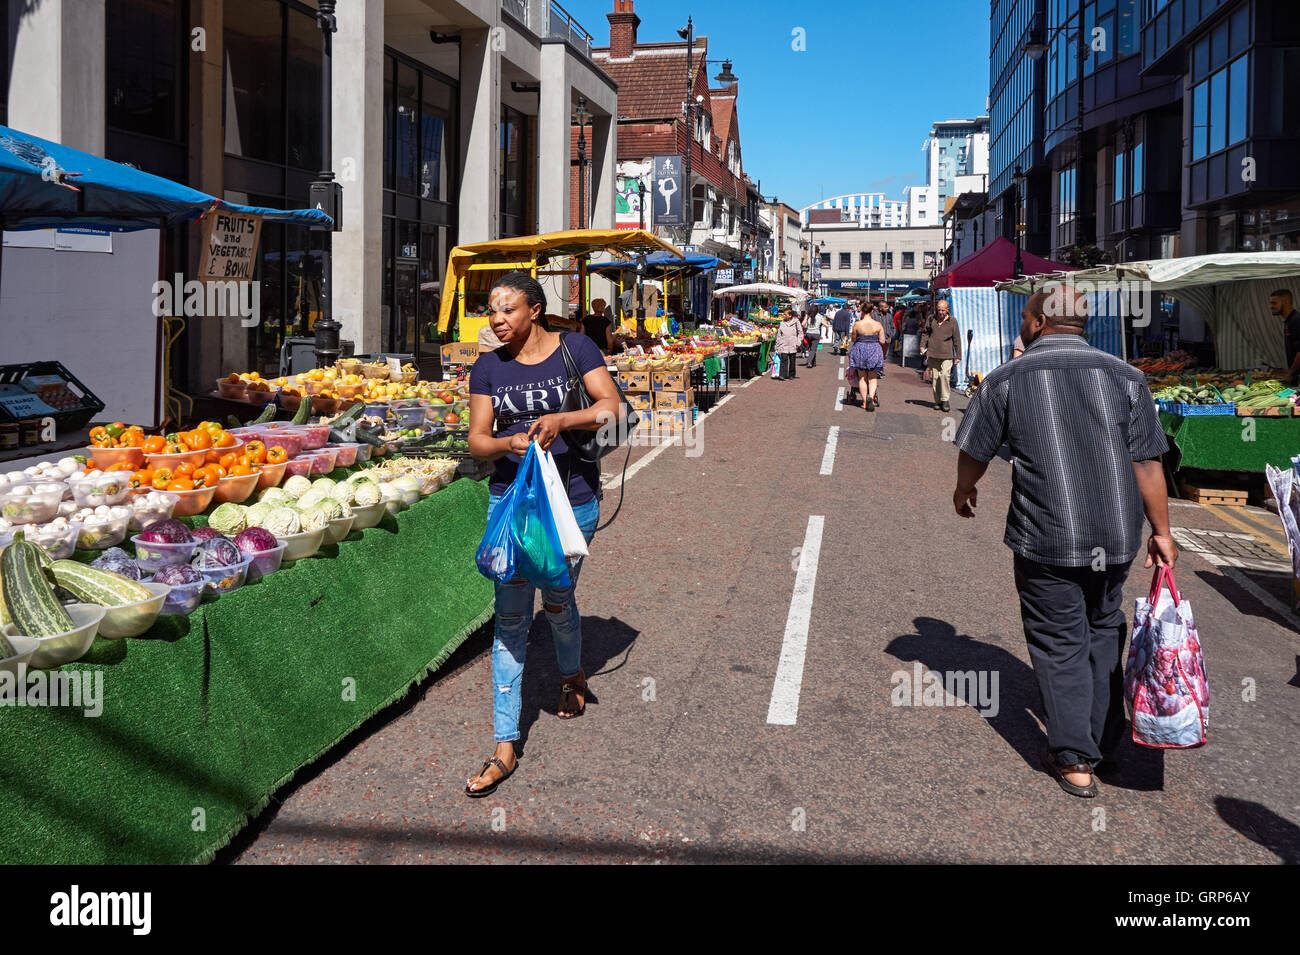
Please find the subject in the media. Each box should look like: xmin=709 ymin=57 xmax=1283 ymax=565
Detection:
xmin=0 ymin=361 xmax=106 ymax=433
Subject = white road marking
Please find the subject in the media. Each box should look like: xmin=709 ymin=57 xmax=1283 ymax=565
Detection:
xmin=767 ymin=515 xmax=824 ymax=726
xmin=835 ymin=387 xmax=845 ymax=411
xmin=819 ymin=426 xmax=839 ymax=476
xmin=603 ymin=394 xmax=734 ymax=490
xmin=745 ymin=374 xmax=761 ymax=387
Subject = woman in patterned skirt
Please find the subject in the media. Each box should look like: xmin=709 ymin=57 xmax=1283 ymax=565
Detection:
xmin=849 ymin=307 xmax=887 ymax=410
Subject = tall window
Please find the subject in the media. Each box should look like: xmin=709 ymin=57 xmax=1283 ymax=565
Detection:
xmin=1191 ymin=53 xmax=1249 ymax=160
xmin=499 ymin=105 xmax=529 ymax=237
xmin=107 ymin=0 xmax=182 ymax=140
xmin=902 ymin=252 xmax=915 ymax=269
xmin=881 ymin=251 xmax=894 ymax=270
xmin=839 ymin=252 xmax=851 ymax=270
xmin=859 ymin=252 xmax=871 ymax=269
xmin=1114 ymin=150 xmax=1125 ymax=202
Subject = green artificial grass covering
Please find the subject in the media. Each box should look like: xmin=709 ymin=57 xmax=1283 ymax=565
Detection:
xmin=0 ymin=477 xmax=493 ymax=864
xmin=1160 ymin=412 xmax=1300 ymax=472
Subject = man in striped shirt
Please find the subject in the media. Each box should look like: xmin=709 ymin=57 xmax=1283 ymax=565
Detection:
xmin=952 ymin=285 xmax=1176 ymax=798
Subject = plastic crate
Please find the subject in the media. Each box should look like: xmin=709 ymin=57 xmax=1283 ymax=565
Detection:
xmin=0 ymin=361 xmax=105 ymax=433
xmin=1169 ymin=401 xmax=1236 ymax=416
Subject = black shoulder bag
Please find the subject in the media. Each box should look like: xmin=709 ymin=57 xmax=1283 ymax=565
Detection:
xmin=557 ymin=333 xmax=639 ymax=462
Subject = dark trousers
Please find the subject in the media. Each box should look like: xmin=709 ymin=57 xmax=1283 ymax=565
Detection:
xmin=779 ymin=352 xmax=796 ymax=379
xmin=805 ymin=337 xmax=820 ymax=366
xmin=1013 ymin=554 xmax=1132 ymax=767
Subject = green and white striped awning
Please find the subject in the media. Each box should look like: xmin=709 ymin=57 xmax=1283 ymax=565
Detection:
xmin=996 ymin=253 xmax=1300 ymax=369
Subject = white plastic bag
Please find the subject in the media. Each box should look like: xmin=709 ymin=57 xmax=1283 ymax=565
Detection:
xmin=538 ymin=449 xmax=589 ymax=560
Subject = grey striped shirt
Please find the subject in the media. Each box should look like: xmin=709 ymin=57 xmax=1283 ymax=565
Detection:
xmin=954 ymin=334 xmax=1168 ymax=567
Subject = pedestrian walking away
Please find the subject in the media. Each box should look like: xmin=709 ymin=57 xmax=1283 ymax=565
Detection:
xmin=775 ymin=307 xmax=803 ymax=379
xmin=848 ymin=306 xmax=887 ymax=410
xmin=922 ymin=298 xmax=962 ymax=411
xmin=465 ymin=271 xmax=623 ymax=797
xmin=832 ymin=302 xmax=853 ymax=354
xmin=951 ymin=284 xmax=1176 ymax=799
xmin=805 ymin=306 xmax=828 ymax=367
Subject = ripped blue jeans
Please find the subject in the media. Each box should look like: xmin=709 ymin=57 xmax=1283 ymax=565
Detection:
xmin=486 ymin=493 xmax=600 ymax=743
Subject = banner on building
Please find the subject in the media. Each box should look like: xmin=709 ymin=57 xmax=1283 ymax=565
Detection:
xmin=615 ymin=162 xmax=652 ymax=230
xmin=200 ymin=210 xmax=263 ymax=282
xmin=652 ymin=155 xmax=685 ymax=226
xmin=761 ymin=240 xmax=774 ymax=275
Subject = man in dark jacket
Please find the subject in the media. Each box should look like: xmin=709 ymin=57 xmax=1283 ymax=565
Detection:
xmin=922 ymin=298 xmax=962 ymax=411
xmin=831 ymin=304 xmax=853 ymax=353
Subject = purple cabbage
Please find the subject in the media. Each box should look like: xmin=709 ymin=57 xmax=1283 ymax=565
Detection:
xmin=191 ymin=527 xmax=228 ymax=544
xmin=193 ymin=537 xmax=242 ymax=569
xmin=91 ymin=549 xmax=143 ymax=581
xmin=138 ymin=519 xmax=193 ymax=544
xmin=233 ymin=527 xmax=278 ymax=555
xmin=153 ymin=563 xmax=203 ymax=586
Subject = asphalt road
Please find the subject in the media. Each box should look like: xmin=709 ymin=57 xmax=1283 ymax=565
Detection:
xmin=226 ymin=347 xmax=1300 ymax=864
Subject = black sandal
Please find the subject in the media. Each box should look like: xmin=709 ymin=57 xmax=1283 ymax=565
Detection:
xmin=1043 ymin=753 xmax=1098 ymax=798
xmin=557 ymin=671 xmax=587 ymax=720
xmin=465 ymin=755 xmax=515 ymax=798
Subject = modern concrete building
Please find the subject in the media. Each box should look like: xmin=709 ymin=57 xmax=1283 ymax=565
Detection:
xmin=923 ymin=117 xmax=991 ymax=205
xmin=800 ymin=222 xmax=945 ymax=298
xmin=800 ymin=194 xmax=910 ymax=229
xmin=4 ymin=0 xmax=617 ymax=391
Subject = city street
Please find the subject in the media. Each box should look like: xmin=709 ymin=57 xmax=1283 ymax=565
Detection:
xmin=226 ymin=357 xmax=1300 ymax=865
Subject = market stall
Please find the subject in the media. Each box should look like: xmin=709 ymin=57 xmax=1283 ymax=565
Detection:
xmin=1000 ymin=253 xmax=1300 ymax=476
xmin=588 ymin=250 xmax=719 ymax=337
xmin=711 ymin=283 xmax=807 ymax=379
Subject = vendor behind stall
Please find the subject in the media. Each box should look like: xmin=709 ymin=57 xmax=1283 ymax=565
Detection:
xmin=1272 ymin=289 xmax=1300 ymax=383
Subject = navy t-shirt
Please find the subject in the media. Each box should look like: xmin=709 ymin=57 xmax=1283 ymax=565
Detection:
xmin=469 ymin=332 xmax=606 ymax=505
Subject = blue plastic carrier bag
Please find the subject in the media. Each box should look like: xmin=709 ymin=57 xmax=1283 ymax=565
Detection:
xmin=510 ymin=443 xmax=572 ymax=589
xmin=475 ymin=481 xmax=519 ymax=584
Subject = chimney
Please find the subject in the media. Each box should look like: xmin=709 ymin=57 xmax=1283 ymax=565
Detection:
xmin=607 ymin=0 xmax=639 ymax=59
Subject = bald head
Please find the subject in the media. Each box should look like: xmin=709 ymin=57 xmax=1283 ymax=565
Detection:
xmin=1029 ymin=284 xmax=1089 ymax=330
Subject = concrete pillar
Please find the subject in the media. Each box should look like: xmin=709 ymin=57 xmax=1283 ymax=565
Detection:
xmin=331 ymin=0 xmax=385 ymax=354
xmin=458 ymin=28 xmax=501 ymax=244
xmin=536 ymin=45 xmax=571 ymax=233
xmin=588 ymin=114 xmax=616 ymax=230
xmin=7 ymin=0 xmax=106 ymax=153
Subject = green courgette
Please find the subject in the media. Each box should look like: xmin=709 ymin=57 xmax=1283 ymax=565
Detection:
xmin=252 ymin=402 xmax=278 ymax=425
xmin=291 ymin=393 xmax=313 ymax=425
xmin=0 ymin=531 xmax=74 ymax=637
xmin=49 ymin=561 xmax=154 ymax=607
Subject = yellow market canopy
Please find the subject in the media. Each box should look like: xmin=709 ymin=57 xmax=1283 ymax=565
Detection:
xmin=437 ymin=229 xmax=684 ymax=334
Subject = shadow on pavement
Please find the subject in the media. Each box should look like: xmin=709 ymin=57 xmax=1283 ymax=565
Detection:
xmin=1191 ymin=568 xmax=1298 ymax=632
xmin=1215 ymin=796 xmax=1300 ymax=864
xmin=886 ymin=616 xmax=1047 ymax=773
xmin=516 ymin=614 xmax=640 ymax=754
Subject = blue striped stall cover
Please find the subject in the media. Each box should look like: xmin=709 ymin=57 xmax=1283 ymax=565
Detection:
xmin=948 ymin=288 xmax=1124 ymax=380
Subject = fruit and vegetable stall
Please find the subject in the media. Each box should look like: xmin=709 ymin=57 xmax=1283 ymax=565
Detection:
xmin=0 ymin=377 xmax=494 ymax=864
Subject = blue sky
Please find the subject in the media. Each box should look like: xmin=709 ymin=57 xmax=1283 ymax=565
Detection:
xmin=565 ymin=0 xmax=992 ymax=212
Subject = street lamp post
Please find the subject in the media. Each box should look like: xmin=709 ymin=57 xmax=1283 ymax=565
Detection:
xmin=677 ymin=17 xmax=694 ymax=248
xmin=311 ymin=0 xmax=341 ymax=371
xmin=1012 ymin=164 xmax=1027 ymax=277
xmin=575 ymin=96 xmax=590 ymax=230
xmin=637 ymin=178 xmax=646 ymax=230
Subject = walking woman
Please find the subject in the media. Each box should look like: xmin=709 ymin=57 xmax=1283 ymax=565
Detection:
xmin=849 ymin=303 xmax=887 ymax=410
xmin=775 ymin=307 xmax=802 ymax=379
xmin=465 ymin=271 xmax=622 ymax=797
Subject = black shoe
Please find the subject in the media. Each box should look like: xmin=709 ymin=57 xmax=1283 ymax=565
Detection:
xmin=941 ymin=401 xmax=951 ymax=412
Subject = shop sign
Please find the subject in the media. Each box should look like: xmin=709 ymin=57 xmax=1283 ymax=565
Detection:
xmin=652 ymin=155 xmax=685 ymax=226
xmin=199 ymin=211 xmax=262 ymax=281
xmin=743 ymin=269 xmax=754 ymax=281
xmin=716 ymin=268 xmax=734 ymax=286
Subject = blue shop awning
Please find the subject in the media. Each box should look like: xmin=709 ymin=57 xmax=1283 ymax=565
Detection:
xmin=588 ymin=251 xmax=719 ymax=276
xmin=0 ymin=124 xmax=331 ymax=231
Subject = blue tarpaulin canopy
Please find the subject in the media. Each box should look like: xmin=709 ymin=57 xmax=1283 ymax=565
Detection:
xmin=811 ymin=296 xmax=847 ymax=306
xmin=588 ymin=251 xmax=719 ymax=275
xmin=0 ymin=124 xmax=332 ymax=231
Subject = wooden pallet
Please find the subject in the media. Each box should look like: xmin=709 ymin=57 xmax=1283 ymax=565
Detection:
xmin=1181 ymin=482 xmax=1248 ymax=506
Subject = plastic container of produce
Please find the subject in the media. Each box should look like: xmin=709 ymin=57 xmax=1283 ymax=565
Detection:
xmin=282 ymin=456 xmax=314 ymax=479
xmin=98 ymin=581 xmax=170 ymax=639
xmin=364 ymin=402 xmax=389 ymax=419
xmin=194 ymin=554 xmax=252 ymax=595
xmin=336 ymin=358 xmax=363 ymax=376
xmin=256 ymin=460 xmax=288 ymax=489
xmin=353 ymin=443 xmax=373 ymax=463
xmin=145 ymin=448 xmax=208 ymax=470
xmin=309 ymin=447 xmax=340 ymax=473
xmin=152 ymin=576 xmax=204 ymax=615
xmin=279 ymin=527 xmax=325 ymax=561
xmin=0 ymin=634 xmax=39 ymax=676
xmin=392 ymin=405 xmax=427 ymax=428
xmin=217 ymin=377 xmax=248 ymax=400
xmin=297 ymin=424 xmax=332 ymax=450
xmin=213 ymin=471 xmax=259 ymax=505
xmin=0 ymin=482 xmax=66 ymax=524
xmin=76 ymin=510 xmax=131 ymax=550
xmin=333 ymin=382 xmax=365 ymax=399
xmin=2 ymin=603 xmax=106 ymax=669
xmin=243 ymin=541 xmax=287 ymax=581
xmin=260 ymin=429 xmax=305 ymax=459
xmin=324 ymin=513 xmax=355 ymax=545
xmin=25 ymin=521 xmax=82 ymax=559
xmin=86 ymin=445 xmax=145 ymax=472
xmin=329 ymin=443 xmax=361 ymax=468
xmin=131 ymin=534 xmax=199 ymax=573
xmin=348 ymin=500 xmax=386 ymax=530
xmin=68 ymin=470 xmax=132 ymax=508
xmin=128 ymin=491 xmax=179 ymax=533
xmin=166 ymin=485 xmax=217 ymax=518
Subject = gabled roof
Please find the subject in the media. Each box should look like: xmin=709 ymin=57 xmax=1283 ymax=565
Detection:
xmin=592 ymin=39 xmax=708 ymax=121
xmin=708 ymin=91 xmax=735 ymax=151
